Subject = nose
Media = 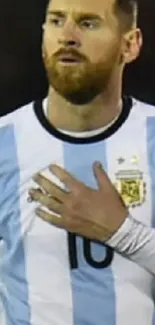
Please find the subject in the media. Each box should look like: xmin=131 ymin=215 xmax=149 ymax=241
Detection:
xmin=58 ymin=39 xmax=79 ymax=47
xmin=58 ymin=21 xmax=81 ymax=48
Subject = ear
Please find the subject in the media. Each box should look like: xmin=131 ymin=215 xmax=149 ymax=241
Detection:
xmin=121 ymin=28 xmax=143 ymax=64
xmin=42 ymin=43 xmax=46 ymax=59
xmin=42 ymin=23 xmax=46 ymax=32
xmin=41 ymin=25 xmax=46 ymax=58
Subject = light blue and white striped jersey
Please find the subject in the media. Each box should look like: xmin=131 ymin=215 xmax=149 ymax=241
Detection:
xmin=0 ymin=96 xmax=155 ymax=325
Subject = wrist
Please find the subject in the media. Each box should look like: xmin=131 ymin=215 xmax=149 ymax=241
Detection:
xmin=105 ymin=213 xmax=135 ymax=248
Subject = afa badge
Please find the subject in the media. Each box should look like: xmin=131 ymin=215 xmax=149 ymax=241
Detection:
xmin=115 ymin=169 xmax=146 ymax=208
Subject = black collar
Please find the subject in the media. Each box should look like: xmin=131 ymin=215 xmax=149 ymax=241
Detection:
xmin=33 ymin=96 xmax=132 ymax=144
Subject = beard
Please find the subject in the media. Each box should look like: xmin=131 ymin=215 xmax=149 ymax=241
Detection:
xmin=43 ymin=48 xmax=118 ymax=105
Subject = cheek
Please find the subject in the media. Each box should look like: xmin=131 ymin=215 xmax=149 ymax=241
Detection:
xmin=82 ymin=33 xmax=121 ymax=63
xmin=42 ymin=32 xmax=58 ymax=57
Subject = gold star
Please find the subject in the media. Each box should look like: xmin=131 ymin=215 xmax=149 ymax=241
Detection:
xmin=131 ymin=156 xmax=139 ymax=165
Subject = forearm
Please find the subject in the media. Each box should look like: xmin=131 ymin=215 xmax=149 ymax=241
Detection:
xmin=106 ymin=214 xmax=155 ymax=276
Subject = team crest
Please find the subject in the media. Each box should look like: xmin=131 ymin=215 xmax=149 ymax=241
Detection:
xmin=115 ymin=169 xmax=146 ymax=208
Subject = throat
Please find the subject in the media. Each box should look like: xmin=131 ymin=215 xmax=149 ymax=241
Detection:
xmin=44 ymin=98 xmax=122 ymax=133
xmin=45 ymin=88 xmax=123 ymax=132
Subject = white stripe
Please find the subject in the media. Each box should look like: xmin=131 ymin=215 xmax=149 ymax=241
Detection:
xmin=16 ymin=110 xmax=73 ymax=325
xmin=106 ymin=104 xmax=154 ymax=324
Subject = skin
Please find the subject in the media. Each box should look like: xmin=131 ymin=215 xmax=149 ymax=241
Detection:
xmin=29 ymin=0 xmax=143 ymax=241
xmin=29 ymin=163 xmax=127 ymax=242
xmin=42 ymin=0 xmax=142 ymax=131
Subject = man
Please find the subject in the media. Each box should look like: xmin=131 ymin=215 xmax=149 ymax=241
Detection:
xmin=0 ymin=0 xmax=155 ymax=324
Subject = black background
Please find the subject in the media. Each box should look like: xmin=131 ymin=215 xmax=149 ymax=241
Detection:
xmin=0 ymin=0 xmax=154 ymax=116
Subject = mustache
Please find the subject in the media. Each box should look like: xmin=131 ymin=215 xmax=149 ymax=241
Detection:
xmin=52 ymin=48 xmax=87 ymax=61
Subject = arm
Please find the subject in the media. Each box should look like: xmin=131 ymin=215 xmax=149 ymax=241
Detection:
xmin=106 ymin=214 xmax=155 ymax=276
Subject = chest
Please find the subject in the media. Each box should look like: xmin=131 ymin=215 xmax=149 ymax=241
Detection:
xmin=1 ymin=129 xmax=155 ymax=238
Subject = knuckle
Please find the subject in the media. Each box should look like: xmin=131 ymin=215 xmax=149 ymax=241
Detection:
xmin=47 ymin=199 xmax=60 ymax=212
xmin=47 ymin=200 xmax=55 ymax=210
xmin=74 ymin=184 xmax=85 ymax=198
xmin=68 ymin=197 xmax=80 ymax=211
xmin=47 ymin=202 xmax=53 ymax=210
xmin=35 ymin=191 xmax=42 ymax=201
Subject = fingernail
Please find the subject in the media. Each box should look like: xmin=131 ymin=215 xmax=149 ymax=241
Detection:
xmin=27 ymin=189 xmax=35 ymax=202
xmin=27 ymin=191 xmax=34 ymax=202
xmin=27 ymin=196 xmax=33 ymax=203
xmin=49 ymin=164 xmax=56 ymax=170
xmin=95 ymin=161 xmax=102 ymax=169
xmin=28 ymin=189 xmax=35 ymax=195
xmin=33 ymin=174 xmax=38 ymax=181
xmin=35 ymin=208 xmax=40 ymax=214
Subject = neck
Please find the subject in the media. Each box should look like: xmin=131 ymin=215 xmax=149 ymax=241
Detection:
xmin=47 ymin=72 xmax=123 ymax=132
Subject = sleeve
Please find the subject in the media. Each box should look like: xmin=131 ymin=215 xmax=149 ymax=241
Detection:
xmin=106 ymin=214 xmax=155 ymax=276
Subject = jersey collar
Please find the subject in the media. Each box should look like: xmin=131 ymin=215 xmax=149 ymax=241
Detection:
xmin=33 ymin=96 xmax=133 ymax=144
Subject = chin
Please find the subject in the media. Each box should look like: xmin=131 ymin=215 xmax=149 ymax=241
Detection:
xmin=54 ymin=88 xmax=99 ymax=105
xmin=49 ymin=74 xmax=103 ymax=105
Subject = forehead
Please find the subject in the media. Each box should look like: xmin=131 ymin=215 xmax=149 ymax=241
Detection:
xmin=48 ymin=0 xmax=115 ymax=15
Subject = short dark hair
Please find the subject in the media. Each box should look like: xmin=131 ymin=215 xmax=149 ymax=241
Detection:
xmin=114 ymin=0 xmax=138 ymax=30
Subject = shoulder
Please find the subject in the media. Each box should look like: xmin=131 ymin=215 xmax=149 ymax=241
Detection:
xmin=0 ymin=101 xmax=34 ymax=130
xmin=132 ymin=98 xmax=155 ymax=116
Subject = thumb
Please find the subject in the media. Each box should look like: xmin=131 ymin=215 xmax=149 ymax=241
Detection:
xmin=93 ymin=161 xmax=113 ymax=189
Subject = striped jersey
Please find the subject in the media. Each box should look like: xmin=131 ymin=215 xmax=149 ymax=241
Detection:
xmin=0 ymin=96 xmax=155 ymax=325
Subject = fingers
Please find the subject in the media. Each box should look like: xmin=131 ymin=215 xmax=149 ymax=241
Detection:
xmin=33 ymin=173 xmax=66 ymax=202
xmin=93 ymin=162 xmax=126 ymax=207
xmin=49 ymin=164 xmax=80 ymax=191
xmin=29 ymin=188 xmax=63 ymax=214
xmin=36 ymin=208 xmax=66 ymax=229
xmin=93 ymin=162 xmax=113 ymax=190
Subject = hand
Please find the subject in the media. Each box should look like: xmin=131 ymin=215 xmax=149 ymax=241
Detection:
xmin=28 ymin=162 xmax=128 ymax=242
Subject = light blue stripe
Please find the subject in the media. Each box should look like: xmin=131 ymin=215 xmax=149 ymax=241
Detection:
xmin=0 ymin=125 xmax=31 ymax=324
xmin=147 ymin=117 xmax=155 ymax=228
xmin=146 ymin=117 xmax=155 ymax=323
xmin=152 ymin=313 xmax=155 ymax=325
xmin=63 ymin=142 xmax=116 ymax=325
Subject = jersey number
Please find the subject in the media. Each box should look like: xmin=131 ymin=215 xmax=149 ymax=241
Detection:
xmin=68 ymin=233 xmax=114 ymax=269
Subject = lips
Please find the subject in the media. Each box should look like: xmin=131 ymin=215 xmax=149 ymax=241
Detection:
xmin=58 ymin=54 xmax=81 ymax=63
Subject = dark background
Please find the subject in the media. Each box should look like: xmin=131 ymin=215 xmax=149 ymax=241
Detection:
xmin=0 ymin=0 xmax=154 ymax=117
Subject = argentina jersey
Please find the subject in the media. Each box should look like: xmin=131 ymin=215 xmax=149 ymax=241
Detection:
xmin=0 ymin=97 xmax=155 ymax=325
